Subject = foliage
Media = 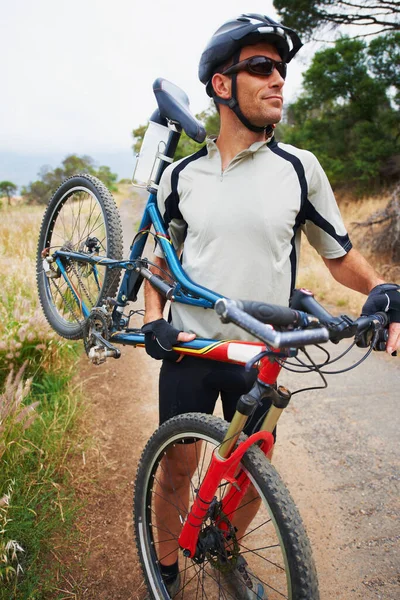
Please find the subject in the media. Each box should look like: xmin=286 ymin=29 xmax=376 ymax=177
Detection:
xmin=273 ymin=0 xmax=400 ymax=40
xmin=132 ymin=104 xmax=220 ymax=163
xmin=368 ymin=32 xmax=400 ymax=104
xmin=21 ymin=154 xmax=118 ymax=205
xmin=0 ymin=355 xmax=83 ymax=598
xmin=280 ymin=35 xmax=400 ymax=191
xmin=0 ymin=181 xmax=17 ymax=207
xmin=0 ymin=200 xmax=85 ymax=597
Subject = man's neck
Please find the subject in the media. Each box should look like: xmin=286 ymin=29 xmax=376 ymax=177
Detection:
xmin=216 ymin=122 xmax=267 ymax=171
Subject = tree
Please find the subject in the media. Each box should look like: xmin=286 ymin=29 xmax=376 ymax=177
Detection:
xmin=273 ymin=0 xmax=400 ymax=40
xmin=368 ymin=32 xmax=400 ymax=103
xmin=280 ymin=35 xmax=400 ymax=190
xmin=21 ymin=155 xmax=118 ymax=204
xmin=0 ymin=181 xmax=18 ymax=206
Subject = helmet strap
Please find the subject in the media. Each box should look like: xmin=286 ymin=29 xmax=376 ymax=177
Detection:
xmin=213 ymin=49 xmax=274 ymax=136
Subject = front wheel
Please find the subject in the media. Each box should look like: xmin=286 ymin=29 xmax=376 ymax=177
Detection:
xmin=134 ymin=414 xmax=319 ymax=600
xmin=36 ymin=174 xmax=123 ymax=339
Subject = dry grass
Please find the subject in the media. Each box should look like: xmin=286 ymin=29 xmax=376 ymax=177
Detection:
xmin=297 ymin=191 xmax=397 ymax=316
xmin=0 ymin=204 xmax=60 ymax=376
xmin=112 ymin=182 xmax=133 ymax=208
xmin=0 ymin=365 xmax=37 ymax=584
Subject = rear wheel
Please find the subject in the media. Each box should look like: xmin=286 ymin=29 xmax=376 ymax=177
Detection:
xmin=36 ymin=174 xmax=123 ymax=339
xmin=134 ymin=414 xmax=319 ymax=600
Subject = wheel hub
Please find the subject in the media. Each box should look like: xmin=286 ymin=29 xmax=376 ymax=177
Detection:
xmin=191 ymin=502 xmax=239 ymax=572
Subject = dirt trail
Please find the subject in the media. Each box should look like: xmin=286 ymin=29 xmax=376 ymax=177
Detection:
xmin=68 ymin=190 xmax=399 ymax=600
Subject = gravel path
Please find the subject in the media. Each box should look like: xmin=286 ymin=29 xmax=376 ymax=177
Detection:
xmin=68 ymin=189 xmax=399 ymax=600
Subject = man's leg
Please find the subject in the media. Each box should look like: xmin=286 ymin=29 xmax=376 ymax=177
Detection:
xmin=156 ymin=357 xmax=219 ymax=569
xmin=153 ymin=442 xmax=201 ymax=565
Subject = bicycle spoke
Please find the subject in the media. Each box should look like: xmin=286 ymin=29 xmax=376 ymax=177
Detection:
xmin=236 ymin=517 xmax=273 ymax=542
xmin=238 ymin=540 xmax=286 ymax=573
xmin=157 ymin=459 xmax=189 ymax=517
xmin=157 ymin=546 xmax=181 ymax=565
xmin=149 ymin=507 xmax=179 ymax=540
xmin=149 ymin=484 xmax=184 ymax=520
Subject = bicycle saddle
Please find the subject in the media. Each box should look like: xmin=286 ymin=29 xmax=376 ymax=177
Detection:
xmin=153 ymin=78 xmax=206 ymax=144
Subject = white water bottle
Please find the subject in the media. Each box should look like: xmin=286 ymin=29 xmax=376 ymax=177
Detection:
xmin=133 ymin=120 xmax=171 ymax=187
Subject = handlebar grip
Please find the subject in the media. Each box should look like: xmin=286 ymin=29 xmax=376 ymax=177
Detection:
xmin=278 ymin=327 xmax=330 ymax=347
xmin=215 ymin=299 xmax=280 ymax=347
xmin=215 ymin=298 xmax=329 ymax=348
xmin=138 ymin=265 xmax=175 ymax=300
xmin=148 ymin=274 xmax=175 ymax=300
xmin=236 ymin=300 xmax=306 ymax=326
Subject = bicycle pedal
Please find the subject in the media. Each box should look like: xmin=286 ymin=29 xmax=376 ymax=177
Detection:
xmin=88 ymin=345 xmax=121 ymax=365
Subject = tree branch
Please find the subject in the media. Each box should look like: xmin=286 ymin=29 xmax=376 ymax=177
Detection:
xmin=339 ymin=0 xmax=400 ymax=10
xmin=319 ymin=10 xmax=400 ymax=29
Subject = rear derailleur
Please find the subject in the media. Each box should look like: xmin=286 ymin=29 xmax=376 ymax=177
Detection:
xmin=83 ymin=307 xmax=121 ymax=365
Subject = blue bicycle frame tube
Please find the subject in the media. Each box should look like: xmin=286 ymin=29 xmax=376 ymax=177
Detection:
xmin=117 ymin=192 xmax=222 ymax=308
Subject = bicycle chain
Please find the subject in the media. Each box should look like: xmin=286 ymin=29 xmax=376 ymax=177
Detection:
xmin=50 ymin=277 xmax=83 ymax=325
xmin=70 ymin=261 xmax=96 ymax=308
xmin=49 ymin=252 xmax=95 ymax=325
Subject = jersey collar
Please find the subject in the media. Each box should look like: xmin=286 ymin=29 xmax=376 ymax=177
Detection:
xmin=206 ymin=135 xmax=275 ymax=159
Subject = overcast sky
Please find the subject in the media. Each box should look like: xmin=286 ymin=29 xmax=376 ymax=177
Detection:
xmin=2 ymin=0 xmax=312 ymax=161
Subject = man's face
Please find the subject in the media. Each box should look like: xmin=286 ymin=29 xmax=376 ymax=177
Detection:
xmin=234 ymin=42 xmax=285 ymax=128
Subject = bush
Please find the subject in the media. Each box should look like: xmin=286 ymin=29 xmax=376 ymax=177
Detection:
xmin=21 ymin=155 xmax=118 ymax=205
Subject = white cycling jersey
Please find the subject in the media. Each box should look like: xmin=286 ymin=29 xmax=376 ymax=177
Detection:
xmin=155 ymin=136 xmax=351 ymax=341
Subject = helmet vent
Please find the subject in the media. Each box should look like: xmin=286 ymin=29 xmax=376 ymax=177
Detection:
xmin=257 ymin=26 xmax=275 ymax=34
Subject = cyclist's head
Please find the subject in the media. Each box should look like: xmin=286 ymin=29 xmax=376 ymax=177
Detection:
xmin=198 ymin=14 xmax=302 ymax=134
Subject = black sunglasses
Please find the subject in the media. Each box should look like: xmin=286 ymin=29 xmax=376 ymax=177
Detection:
xmin=221 ymin=56 xmax=287 ymax=80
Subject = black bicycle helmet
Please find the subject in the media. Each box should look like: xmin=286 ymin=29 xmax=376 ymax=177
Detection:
xmin=199 ymin=14 xmax=302 ymax=133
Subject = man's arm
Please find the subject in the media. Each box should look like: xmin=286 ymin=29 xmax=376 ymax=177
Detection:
xmin=144 ymin=255 xmax=195 ymax=343
xmin=322 ymin=248 xmax=384 ymax=294
xmin=143 ymin=256 xmax=169 ymax=324
xmin=323 ymin=248 xmax=400 ymax=354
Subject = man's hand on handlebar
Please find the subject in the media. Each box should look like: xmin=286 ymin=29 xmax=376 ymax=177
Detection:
xmin=361 ymin=283 xmax=400 ymax=355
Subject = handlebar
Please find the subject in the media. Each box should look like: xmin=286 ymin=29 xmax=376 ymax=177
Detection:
xmin=215 ymin=298 xmax=330 ymax=349
xmin=215 ymin=289 xmax=389 ymax=350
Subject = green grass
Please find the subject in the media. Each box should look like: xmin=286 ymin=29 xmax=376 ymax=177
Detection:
xmin=0 ymin=346 xmax=85 ymax=599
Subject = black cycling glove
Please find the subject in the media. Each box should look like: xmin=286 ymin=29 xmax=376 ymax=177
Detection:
xmin=361 ymin=283 xmax=400 ymax=322
xmin=142 ymin=318 xmax=182 ymax=361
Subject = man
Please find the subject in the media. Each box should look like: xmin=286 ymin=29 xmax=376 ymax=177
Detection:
xmin=142 ymin=14 xmax=400 ymax=598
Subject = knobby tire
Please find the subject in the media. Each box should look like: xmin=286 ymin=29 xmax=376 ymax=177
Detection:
xmin=36 ymin=174 xmax=123 ymax=339
xmin=134 ymin=413 xmax=319 ymax=600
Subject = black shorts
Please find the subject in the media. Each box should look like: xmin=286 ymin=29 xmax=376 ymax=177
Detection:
xmin=159 ymin=356 xmax=276 ymax=439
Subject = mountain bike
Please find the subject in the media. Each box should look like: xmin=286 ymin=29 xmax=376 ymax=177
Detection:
xmin=36 ymin=78 xmax=390 ymax=599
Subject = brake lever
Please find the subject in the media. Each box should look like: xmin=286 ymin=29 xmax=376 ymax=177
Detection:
xmin=355 ymin=319 xmax=396 ymax=355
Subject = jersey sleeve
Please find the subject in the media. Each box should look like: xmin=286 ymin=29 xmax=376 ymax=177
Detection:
xmin=154 ymin=163 xmax=187 ymax=259
xmin=301 ymin=154 xmax=352 ymax=259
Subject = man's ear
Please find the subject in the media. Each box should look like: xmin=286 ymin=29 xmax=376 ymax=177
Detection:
xmin=211 ymin=73 xmax=232 ymax=100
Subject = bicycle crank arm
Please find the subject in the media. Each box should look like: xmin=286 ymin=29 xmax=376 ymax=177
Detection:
xmin=88 ymin=332 xmax=121 ymax=365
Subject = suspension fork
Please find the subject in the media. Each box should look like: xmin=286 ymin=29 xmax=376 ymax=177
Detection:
xmin=177 ymin=430 xmax=274 ymax=558
xmin=178 ymin=355 xmax=293 ymax=558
